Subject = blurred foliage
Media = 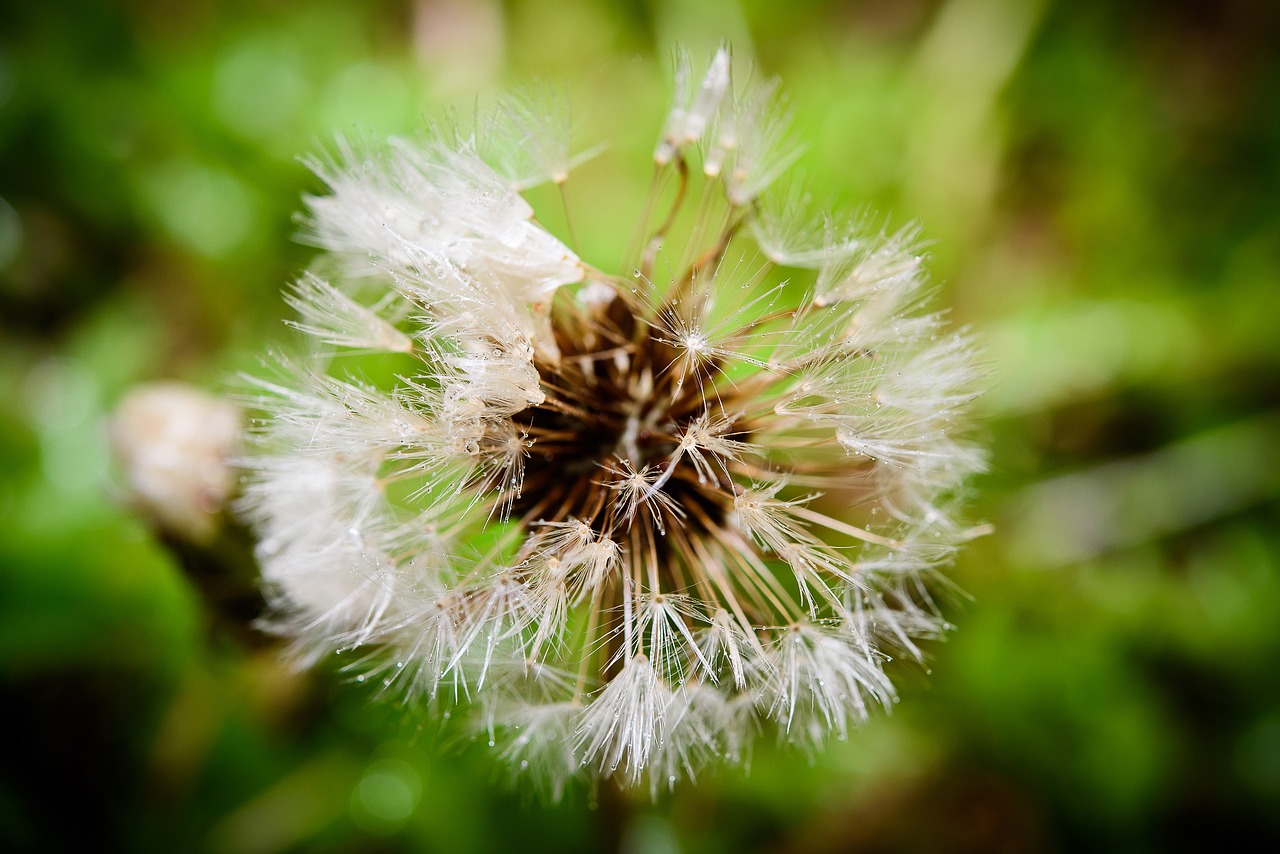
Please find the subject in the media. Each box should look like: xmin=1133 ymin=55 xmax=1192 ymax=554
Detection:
xmin=3 ymin=0 xmax=1279 ymax=851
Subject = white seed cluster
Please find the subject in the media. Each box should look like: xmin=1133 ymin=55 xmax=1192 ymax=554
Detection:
xmin=242 ymin=49 xmax=985 ymax=798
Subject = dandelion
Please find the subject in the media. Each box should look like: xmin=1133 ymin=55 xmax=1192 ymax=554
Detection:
xmin=112 ymin=382 xmax=242 ymax=543
xmin=242 ymin=48 xmax=985 ymax=797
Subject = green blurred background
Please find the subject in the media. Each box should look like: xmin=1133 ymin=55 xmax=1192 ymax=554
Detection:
xmin=3 ymin=0 xmax=1278 ymax=850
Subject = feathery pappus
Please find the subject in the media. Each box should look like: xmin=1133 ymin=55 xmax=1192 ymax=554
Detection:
xmin=242 ymin=48 xmax=987 ymax=798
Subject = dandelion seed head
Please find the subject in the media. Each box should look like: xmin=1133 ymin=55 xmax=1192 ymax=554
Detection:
xmin=243 ymin=50 xmax=986 ymax=798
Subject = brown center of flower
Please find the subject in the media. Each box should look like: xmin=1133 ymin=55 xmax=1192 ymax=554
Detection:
xmin=508 ymin=288 xmax=738 ymax=538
